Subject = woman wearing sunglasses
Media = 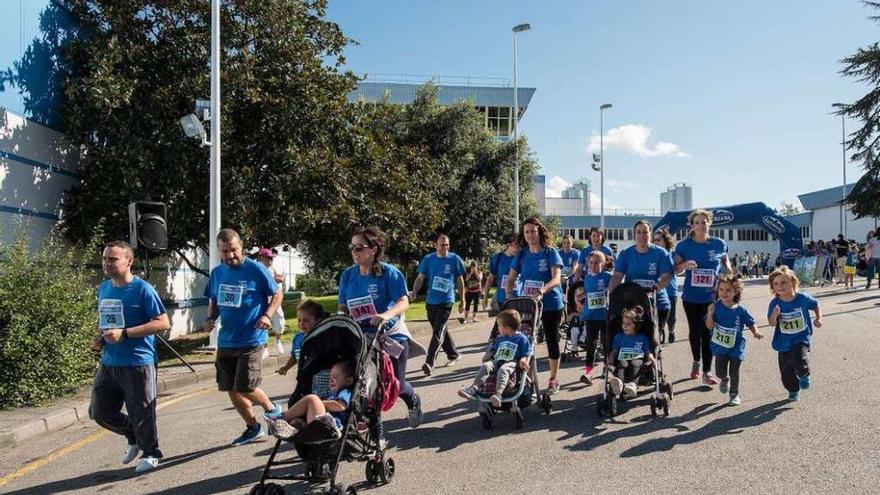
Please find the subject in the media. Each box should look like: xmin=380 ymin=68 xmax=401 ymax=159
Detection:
xmin=337 ymin=226 xmax=423 ymax=429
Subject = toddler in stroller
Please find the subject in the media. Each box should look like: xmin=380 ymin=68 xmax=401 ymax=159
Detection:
xmin=606 ymin=307 xmax=655 ymax=399
xmin=267 ymin=361 xmax=354 ymax=440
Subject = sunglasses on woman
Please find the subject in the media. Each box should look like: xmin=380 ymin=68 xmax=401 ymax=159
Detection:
xmin=349 ymin=244 xmax=371 ymax=252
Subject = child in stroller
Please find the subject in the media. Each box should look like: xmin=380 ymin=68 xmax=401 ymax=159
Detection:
xmin=606 ymin=307 xmax=655 ymax=399
xmin=458 ymin=309 xmax=531 ymax=408
xmin=268 ymin=361 xmax=355 ymax=440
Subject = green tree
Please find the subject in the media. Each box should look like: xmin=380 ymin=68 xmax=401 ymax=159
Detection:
xmin=839 ymin=1 xmax=880 ymax=218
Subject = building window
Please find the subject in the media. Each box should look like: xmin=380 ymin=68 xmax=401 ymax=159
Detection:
xmin=800 ymin=225 xmax=811 ymax=239
xmin=736 ymin=229 xmax=769 ymax=241
xmin=577 ymin=228 xmax=588 ymax=241
xmin=487 ymin=106 xmax=512 ymax=137
xmin=729 ymin=229 xmax=734 ymax=241
xmin=606 ymin=228 xmax=625 ymax=241
xmin=709 ymin=228 xmax=725 ymax=239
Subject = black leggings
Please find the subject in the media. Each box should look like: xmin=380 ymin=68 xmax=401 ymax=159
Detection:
xmin=464 ymin=292 xmax=480 ymax=312
xmin=542 ymin=310 xmax=563 ymax=360
xmin=584 ymin=319 xmax=606 ymax=365
xmin=683 ymin=301 xmax=713 ymax=372
xmin=656 ymin=308 xmax=669 ymax=338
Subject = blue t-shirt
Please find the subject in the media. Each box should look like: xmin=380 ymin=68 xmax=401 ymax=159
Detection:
xmin=510 ymin=247 xmax=565 ymax=311
xmin=846 ymin=253 xmax=855 ymax=266
xmin=417 ymin=252 xmax=465 ymax=305
xmin=290 ymin=332 xmax=306 ymax=361
xmin=578 ymin=244 xmax=615 ymax=267
xmin=709 ymin=302 xmax=756 ymax=360
xmin=204 ymin=257 xmax=278 ymax=349
xmin=767 ymin=293 xmax=818 ymax=352
xmin=612 ymin=332 xmax=652 ymax=360
xmin=581 ymin=271 xmax=612 ymax=321
xmin=674 ymin=237 xmax=728 ymax=304
xmin=322 ymin=387 xmax=352 ymax=428
xmin=559 ymin=248 xmax=581 ymax=278
xmin=489 ymin=252 xmax=518 ymax=304
xmin=338 ymin=262 xmax=409 ymax=341
xmin=613 ymin=244 xmax=674 ymax=310
xmin=491 ymin=332 xmax=532 ymax=363
xmin=97 ymin=276 xmax=166 ymax=367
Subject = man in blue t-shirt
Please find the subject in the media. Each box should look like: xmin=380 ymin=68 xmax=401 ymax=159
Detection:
xmin=482 ymin=233 xmax=520 ymax=314
xmin=203 ymin=229 xmax=284 ymax=446
xmin=90 ymin=241 xmax=170 ymax=474
xmin=410 ymin=232 xmax=466 ymax=376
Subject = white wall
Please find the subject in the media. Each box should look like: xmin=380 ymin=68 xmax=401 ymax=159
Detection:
xmin=811 ymin=205 xmax=878 ymax=242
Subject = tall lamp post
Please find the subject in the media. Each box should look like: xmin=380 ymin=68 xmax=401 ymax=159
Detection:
xmin=832 ymin=103 xmax=848 ymax=237
xmin=209 ymin=0 xmax=222 ymax=269
xmin=512 ymin=23 xmax=530 ymax=230
xmin=599 ymin=103 xmax=612 ymax=230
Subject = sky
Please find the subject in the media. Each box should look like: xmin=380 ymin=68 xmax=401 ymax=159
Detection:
xmin=1 ymin=1 xmax=876 ymax=214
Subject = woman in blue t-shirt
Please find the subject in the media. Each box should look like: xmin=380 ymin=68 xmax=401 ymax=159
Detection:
xmin=574 ymin=227 xmax=615 ymax=280
xmin=337 ymin=226 xmax=423 ymax=429
xmin=673 ymin=209 xmax=733 ymax=386
xmin=505 ymin=217 xmax=565 ymax=394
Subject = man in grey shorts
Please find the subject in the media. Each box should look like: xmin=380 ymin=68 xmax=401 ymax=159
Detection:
xmin=203 ymin=229 xmax=284 ymax=445
xmin=90 ymin=240 xmax=170 ymax=474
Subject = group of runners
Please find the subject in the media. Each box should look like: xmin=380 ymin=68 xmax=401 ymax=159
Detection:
xmin=89 ymin=208 xmax=826 ymax=475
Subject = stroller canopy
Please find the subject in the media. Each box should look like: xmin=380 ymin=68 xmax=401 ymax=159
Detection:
xmin=297 ymin=316 xmax=366 ymax=384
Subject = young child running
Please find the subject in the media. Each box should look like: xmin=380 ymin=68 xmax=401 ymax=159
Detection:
xmin=767 ymin=266 xmax=823 ymax=401
xmin=458 ymin=309 xmax=531 ymax=408
xmin=268 ymin=360 xmax=355 ymax=439
xmin=577 ymin=251 xmax=612 ymax=385
xmin=705 ymin=274 xmax=763 ymax=406
xmin=607 ymin=307 xmax=655 ymax=399
xmin=844 ymin=244 xmax=857 ymax=290
xmin=276 ymin=299 xmax=328 ymax=376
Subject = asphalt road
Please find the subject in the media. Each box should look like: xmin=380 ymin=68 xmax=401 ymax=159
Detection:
xmin=2 ymin=281 xmax=879 ymax=495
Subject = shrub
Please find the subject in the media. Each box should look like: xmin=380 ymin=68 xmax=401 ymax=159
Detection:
xmin=0 ymin=234 xmax=99 ymax=408
xmin=295 ymin=270 xmax=338 ymax=296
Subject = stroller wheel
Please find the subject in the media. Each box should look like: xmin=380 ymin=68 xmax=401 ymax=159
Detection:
xmin=539 ymin=393 xmax=553 ymax=414
xmin=480 ymin=411 xmax=493 ymax=430
xmin=663 ymin=401 xmax=670 ymax=417
xmin=608 ymin=396 xmax=619 ymax=417
xmin=249 ymin=483 xmax=284 ymax=495
xmin=365 ymin=460 xmax=379 ymax=484
xmin=379 ymin=457 xmax=396 ymax=483
xmin=514 ymin=410 xmax=524 ymax=429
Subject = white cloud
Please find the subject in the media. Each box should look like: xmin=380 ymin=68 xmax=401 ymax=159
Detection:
xmin=545 ymin=175 xmax=572 ymax=197
xmin=587 ymin=124 xmax=691 ymax=158
xmin=588 ymin=191 xmax=622 ymax=212
xmin=606 ymin=179 xmax=635 ymax=192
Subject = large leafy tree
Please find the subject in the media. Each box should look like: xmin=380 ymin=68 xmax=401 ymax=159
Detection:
xmin=839 ymin=1 xmax=880 ymax=218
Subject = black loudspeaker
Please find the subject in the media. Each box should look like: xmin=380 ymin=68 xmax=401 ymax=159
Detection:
xmin=129 ymin=202 xmax=167 ymax=251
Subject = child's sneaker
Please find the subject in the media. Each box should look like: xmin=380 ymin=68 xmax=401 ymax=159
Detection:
xmin=702 ymin=372 xmax=720 ymax=386
xmin=788 ymin=391 xmax=800 ymax=401
xmin=490 ymin=394 xmax=502 ymax=408
xmin=263 ymin=403 xmax=284 ymax=421
xmin=798 ymin=375 xmax=811 ymax=390
xmin=270 ymin=419 xmax=299 ymax=440
xmin=547 ymin=378 xmax=560 ymax=395
xmin=690 ymin=362 xmax=701 ymax=380
xmin=719 ymin=378 xmax=730 ymax=394
xmin=623 ymin=382 xmax=637 ymax=399
xmin=608 ymin=376 xmax=624 ymax=397
xmin=729 ymin=394 xmax=741 ymax=406
xmin=458 ymin=385 xmax=477 ymax=400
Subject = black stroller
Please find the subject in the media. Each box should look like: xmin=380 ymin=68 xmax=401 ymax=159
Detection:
xmin=250 ymin=316 xmax=395 ymax=495
xmin=596 ymin=282 xmax=673 ymax=419
xmin=466 ymin=296 xmax=553 ymax=429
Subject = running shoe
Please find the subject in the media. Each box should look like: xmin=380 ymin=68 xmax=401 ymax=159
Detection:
xmin=579 ymin=374 xmax=593 ymax=386
xmin=270 ymin=419 xmax=299 ymax=440
xmin=719 ymin=378 xmax=730 ymax=394
xmin=690 ymin=362 xmax=701 ymax=380
xmin=446 ymin=356 xmax=459 ymax=367
xmin=263 ymin=403 xmax=284 ymax=421
xmin=458 ymin=386 xmax=477 ymax=400
xmin=798 ymin=375 xmax=812 ymax=390
xmin=232 ymin=423 xmax=265 ymax=446
xmin=408 ymin=393 xmax=424 ymax=428
xmin=608 ymin=376 xmax=624 ymax=397
xmin=547 ymin=378 xmax=560 ymax=395
xmin=702 ymin=372 xmax=720 ymax=386
xmin=490 ymin=394 xmax=502 ymax=408
xmin=421 ymin=363 xmax=433 ymax=376
xmin=668 ymin=332 xmax=676 ymax=344
xmin=135 ymin=456 xmax=159 ymax=474
xmin=122 ymin=443 xmax=140 ymax=465
xmin=729 ymin=394 xmax=741 ymax=406
xmin=788 ymin=391 xmax=800 ymax=401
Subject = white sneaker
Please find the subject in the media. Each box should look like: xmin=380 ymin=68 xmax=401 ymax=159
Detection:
xmin=447 ymin=357 xmax=459 ymax=367
xmin=135 ymin=456 xmax=159 ymax=474
xmin=274 ymin=340 xmax=284 ymax=356
xmin=608 ymin=376 xmax=624 ymax=397
xmin=122 ymin=444 xmax=140 ymax=465
xmin=623 ymin=382 xmax=637 ymax=399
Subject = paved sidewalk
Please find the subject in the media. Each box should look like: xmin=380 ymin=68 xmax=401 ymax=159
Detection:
xmin=0 ymin=312 xmax=481 ymax=449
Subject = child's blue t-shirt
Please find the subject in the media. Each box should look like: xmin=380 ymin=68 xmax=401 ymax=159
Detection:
xmin=613 ymin=244 xmax=674 ymax=310
xmin=767 ymin=293 xmax=819 ymax=352
xmin=338 ymin=262 xmax=409 ymax=342
xmin=417 ymin=252 xmax=466 ymax=305
xmin=559 ymin=248 xmax=580 ymax=278
xmin=846 ymin=253 xmax=855 ymax=266
xmin=290 ymin=332 xmax=306 ymax=361
xmin=709 ymin=302 xmax=756 ymax=360
xmin=511 ymin=247 xmax=565 ymax=311
xmin=489 ymin=252 xmax=518 ymax=304
xmin=97 ymin=276 xmax=166 ymax=367
xmin=491 ymin=332 xmax=532 ymax=363
xmin=322 ymin=387 xmax=352 ymax=428
xmin=581 ymin=271 xmax=612 ymax=321
xmin=612 ymin=332 xmax=652 ymax=361
xmin=673 ymin=236 xmax=728 ymax=304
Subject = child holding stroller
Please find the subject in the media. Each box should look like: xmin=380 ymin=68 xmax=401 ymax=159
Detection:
xmin=575 ymin=251 xmax=611 ymax=385
xmin=458 ymin=309 xmax=531 ymax=408
xmin=607 ymin=307 xmax=655 ymax=399
xmin=767 ymin=266 xmax=822 ymax=401
xmin=267 ymin=361 xmax=355 ymax=440
xmin=705 ymin=274 xmax=763 ymax=406
xmin=276 ymin=299 xmax=329 ymax=375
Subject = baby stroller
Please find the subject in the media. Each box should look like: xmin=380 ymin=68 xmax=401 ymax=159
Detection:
xmin=465 ymin=296 xmax=552 ymax=429
xmin=250 ymin=316 xmax=396 ymax=495
xmin=596 ymin=282 xmax=673 ymax=419
xmin=560 ymin=277 xmax=604 ymax=363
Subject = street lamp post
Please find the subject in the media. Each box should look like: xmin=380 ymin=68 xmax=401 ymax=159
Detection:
xmin=599 ymin=103 xmax=612 ymax=230
xmin=832 ymin=103 xmax=848 ymax=237
xmin=210 ymin=0 xmax=221 ymax=269
xmin=512 ymin=23 xmax=530 ymax=230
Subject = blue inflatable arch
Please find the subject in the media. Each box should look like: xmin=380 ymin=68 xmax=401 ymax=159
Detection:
xmin=654 ymin=202 xmax=804 ymax=264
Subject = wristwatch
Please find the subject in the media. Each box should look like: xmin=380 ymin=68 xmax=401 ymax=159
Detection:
xmin=121 ymin=328 xmax=129 ymax=340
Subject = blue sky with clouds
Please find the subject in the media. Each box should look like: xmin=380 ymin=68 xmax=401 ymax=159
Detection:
xmin=1 ymin=1 xmax=876 ymax=212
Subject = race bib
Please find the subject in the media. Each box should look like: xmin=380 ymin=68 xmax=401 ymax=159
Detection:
xmin=562 ymin=266 xmax=572 ymax=277
xmin=98 ymin=299 xmax=125 ymax=329
xmin=431 ymin=276 xmax=453 ymax=293
xmin=494 ymin=341 xmax=518 ymax=362
xmin=633 ymin=279 xmax=655 ymax=290
xmin=691 ymin=268 xmax=715 ymax=288
xmin=348 ymin=295 xmax=378 ymax=322
xmin=218 ymin=283 xmax=244 ymax=308
xmin=711 ymin=324 xmax=737 ymax=349
xmin=617 ymin=347 xmax=642 ymax=361
xmin=779 ymin=310 xmax=806 ymax=335
xmin=499 ymin=275 xmax=509 ymax=290
xmin=523 ymin=280 xmax=543 ymax=296
xmin=587 ymin=291 xmax=607 ymax=310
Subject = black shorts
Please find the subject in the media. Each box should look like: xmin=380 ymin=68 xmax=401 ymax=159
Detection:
xmin=216 ymin=345 xmax=264 ymax=392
